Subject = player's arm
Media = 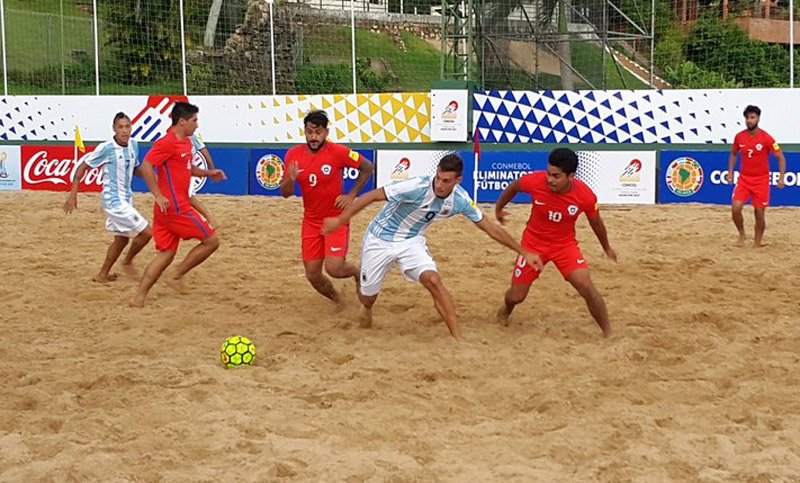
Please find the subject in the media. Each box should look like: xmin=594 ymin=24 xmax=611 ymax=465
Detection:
xmin=140 ymin=161 xmax=170 ymax=213
xmin=190 ymin=164 xmax=226 ymax=182
xmin=494 ymin=179 xmax=521 ymax=224
xmin=727 ymin=142 xmax=739 ymax=184
xmin=63 ymin=162 xmax=91 ymax=214
xmin=774 ymin=143 xmax=786 ymax=189
xmin=323 ymin=187 xmax=387 ymax=234
xmin=279 ymin=162 xmax=298 ymax=198
xmin=587 ymin=213 xmax=617 ymax=262
xmin=199 ymin=147 xmax=215 ymax=170
xmin=345 ymin=159 xmax=374 ymax=198
xmin=336 ymin=149 xmax=374 ymax=209
xmin=64 ymin=147 xmax=104 ymax=214
xmin=474 ymin=218 xmax=543 ymax=271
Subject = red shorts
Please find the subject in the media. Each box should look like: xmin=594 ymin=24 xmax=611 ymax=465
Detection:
xmin=154 ymin=208 xmax=215 ymax=253
xmin=512 ymin=242 xmax=588 ymax=285
xmin=301 ymin=219 xmax=350 ymax=262
xmin=733 ymin=175 xmax=769 ymax=208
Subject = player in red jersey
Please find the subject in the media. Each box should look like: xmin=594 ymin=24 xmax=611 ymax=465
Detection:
xmin=279 ymin=110 xmax=374 ymax=306
xmin=494 ymin=148 xmax=616 ymax=338
xmin=130 ymin=102 xmax=227 ymax=307
xmin=727 ymin=105 xmax=786 ymax=247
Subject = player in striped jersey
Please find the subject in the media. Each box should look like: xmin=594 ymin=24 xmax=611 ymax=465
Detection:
xmin=64 ymin=112 xmax=152 ymax=282
xmin=323 ymin=154 xmax=540 ymax=339
xmin=188 ymin=133 xmax=218 ymax=228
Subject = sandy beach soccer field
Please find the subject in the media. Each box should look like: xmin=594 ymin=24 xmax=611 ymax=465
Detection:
xmin=1 ymin=190 xmax=798 ymax=481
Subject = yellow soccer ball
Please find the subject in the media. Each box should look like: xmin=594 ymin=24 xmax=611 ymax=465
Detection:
xmin=220 ymin=336 xmax=256 ymax=369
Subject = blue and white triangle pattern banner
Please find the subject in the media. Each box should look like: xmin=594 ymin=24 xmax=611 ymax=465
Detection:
xmin=473 ymin=89 xmax=800 ymax=144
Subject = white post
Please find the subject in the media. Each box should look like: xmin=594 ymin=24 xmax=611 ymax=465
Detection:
xmin=791 ymin=0 xmax=795 ymax=87
xmin=92 ymin=0 xmax=99 ymax=94
xmin=350 ymin=0 xmax=357 ymax=94
xmin=179 ymin=0 xmax=188 ymax=95
xmin=0 ymin=0 xmax=7 ymax=96
xmin=268 ymin=0 xmax=276 ymax=95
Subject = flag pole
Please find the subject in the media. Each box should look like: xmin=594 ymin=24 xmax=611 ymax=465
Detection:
xmin=472 ymin=129 xmax=480 ymax=203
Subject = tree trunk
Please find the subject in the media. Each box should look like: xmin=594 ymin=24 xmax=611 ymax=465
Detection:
xmin=558 ymin=0 xmax=574 ymax=89
xmin=205 ymin=0 xmax=224 ymax=47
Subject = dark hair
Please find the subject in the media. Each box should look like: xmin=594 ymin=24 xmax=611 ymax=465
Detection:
xmin=113 ymin=112 xmax=130 ymax=125
xmin=438 ymin=153 xmax=463 ymax=176
xmin=548 ymin=147 xmax=579 ymax=175
xmin=304 ymin=110 xmax=329 ymax=128
xmin=744 ymin=105 xmax=761 ymax=117
xmin=171 ymin=102 xmax=199 ymax=126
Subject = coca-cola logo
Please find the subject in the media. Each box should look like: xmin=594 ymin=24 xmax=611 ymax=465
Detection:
xmin=21 ymin=146 xmax=103 ymax=192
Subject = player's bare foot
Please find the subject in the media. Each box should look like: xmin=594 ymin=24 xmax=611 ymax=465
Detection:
xmin=496 ymin=306 xmax=511 ymax=326
xmin=358 ymin=307 xmax=373 ymax=328
xmin=734 ymin=235 xmax=746 ymax=247
xmin=165 ymin=277 xmax=187 ymax=294
xmin=129 ymin=295 xmax=145 ymax=308
xmin=93 ymin=273 xmax=118 ymax=283
xmin=754 ymin=241 xmax=768 ymax=248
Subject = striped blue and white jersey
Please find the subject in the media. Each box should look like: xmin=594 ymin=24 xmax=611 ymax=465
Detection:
xmin=367 ymin=176 xmax=483 ymax=242
xmin=83 ymin=138 xmax=140 ymax=210
xmin=190 ymin=134 xmax=205 ymax=154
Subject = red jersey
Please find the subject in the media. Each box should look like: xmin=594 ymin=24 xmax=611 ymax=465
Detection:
xmin=144 ymin=129 xmax=194 ymax=215
xmin=284 ymin=141 xmax=364 ymax=221
xmin=518 ymin=172 xmax=599 ymax=249
xmin=732 ymin=129 xmax=780 ymax=178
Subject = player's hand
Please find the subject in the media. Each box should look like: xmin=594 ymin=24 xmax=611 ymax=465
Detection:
xmin=604 ymin=247 xmax=618 ymax=262
xmin=322 ymin=216 xmax=342 ymax=235
xmin=63 ymin=194 xmax=78 ymax=214
xmin=334 ymin=193 xmax=356 ymax=210
xmin=208 ymin=169 xmax=227 ymax=182
xmin=725 ymin=172 xmax=733 ymax=184
xmin=495 ymin=208 xmax=510 ymax=225
xmin=522 ymin=251 xmax=543 ymax=272
xmin=778 ymin=177 xmax=786 ymax=189
xmin=287 ymin=162 xmax=299 ymax=182
xmin=154 ymin=194 xmax=170 ymax=214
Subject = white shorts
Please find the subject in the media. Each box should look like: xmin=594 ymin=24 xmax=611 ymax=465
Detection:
xmin=359 ymin=231 xmax=437 ymax=297
xmin=104 ymin=204 xmax=148 ymax=237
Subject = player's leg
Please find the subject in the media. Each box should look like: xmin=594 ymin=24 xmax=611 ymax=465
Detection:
xmin=323 ymin=224 xmax=359 ymax=285
xmin=418 ymin=270 xmax=460 ymax=339
xmin=555 ymin=244 xmax=610 ymax=337
xmin=397 ymin=239 xmax=459 ymax=337
xmin=94 ymin=235 xmax=129 ymax=283
xmin=105 ymin=206 xmax=152 ymax=275
xmin=731 ymin=181 xmax=750 ymax=245
xmin=497 ymin=253 xmax=540 ymax=326
xmin=168 ymin=210 xmax=220 ymax=292
xmin=753 ymin=207 xmax=767 ymax=247
xmin=130 ymin=250 xmax=176 ymax=307
xmin=121 ymin=225 xmax=153 ymax=275
xmin=189 ymin=196 xmax=217 ymax=229
xmin=170 ymin=234 xmax=220 ymax=287
xmin=566 ymin=268 xmax=611 ymax=338
xmin=301 ymin=221 xmax=343 ymax=305
xmin=752 ymin=181 xmax=769 ymax=247
xmin=130 ymin=221 xmax=177 ymax=307
xmin=358 ymin=232 xmax=396 ymax=328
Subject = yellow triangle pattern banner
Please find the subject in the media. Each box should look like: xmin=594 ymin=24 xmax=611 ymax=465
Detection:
xmin=268 ymin=93 xmax=431 ymax=143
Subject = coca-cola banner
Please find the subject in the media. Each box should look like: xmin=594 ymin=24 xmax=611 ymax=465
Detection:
xmin=21 ymin=146 xmax=102 ymax=192
xmin=0 ymin=146 xmax=21 ymax=191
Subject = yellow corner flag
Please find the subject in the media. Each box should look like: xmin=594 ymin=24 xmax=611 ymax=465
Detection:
xmin=74 ymin=125 xmax=85 ymax=154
